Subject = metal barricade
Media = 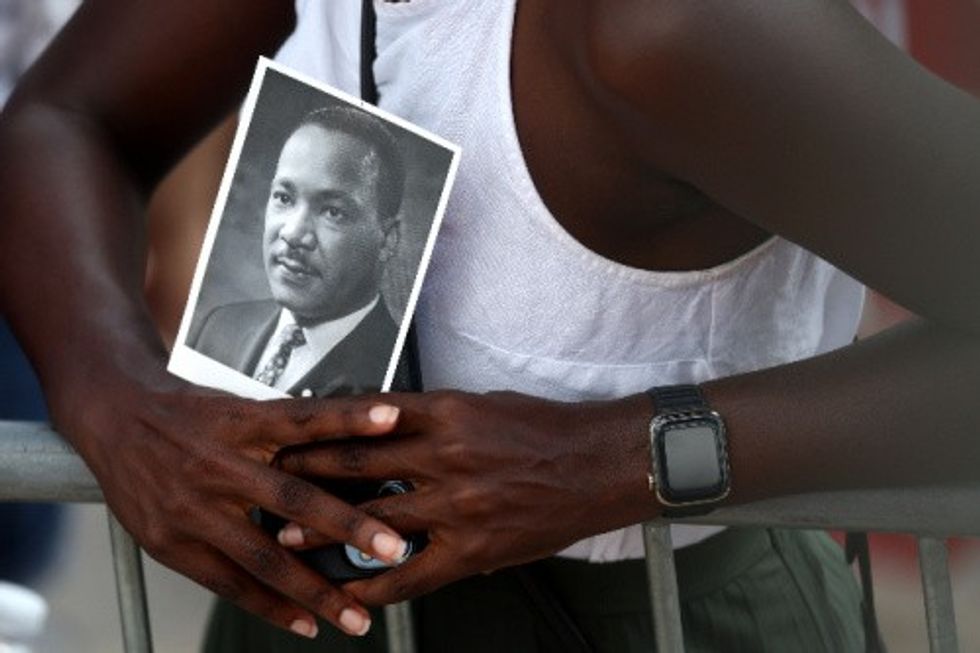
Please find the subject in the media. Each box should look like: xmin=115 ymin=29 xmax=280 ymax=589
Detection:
xmin=2 ymin=421 xmax=977 ymax=652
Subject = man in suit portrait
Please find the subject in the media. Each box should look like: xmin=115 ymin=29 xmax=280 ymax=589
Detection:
xmin=190 ymin=105 xmax=405 ymax=398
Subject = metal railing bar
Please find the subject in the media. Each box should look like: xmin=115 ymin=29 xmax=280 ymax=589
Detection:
xmin=0 ymin=421 xmax=101 ymax=502
xmin=681 ymin=488 xmax=980 ymax=538
xmin=108 ymin=510 xmax=154 ymax=653
xmin=383 ymin=602 xmax=417 ymax=653
xmin=643 ymin=522 xmax=685 ymax=653
xmin=918 ymin=536 xmax=959 ymax=653
xmin=3 ymin=423 xmax=979 ymax=653
xmin=4 ymin=424 xmax=980 ymax=536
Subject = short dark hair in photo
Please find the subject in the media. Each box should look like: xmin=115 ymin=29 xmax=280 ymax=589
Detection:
xmin=295 ymin=105 xmax=407 ymax=227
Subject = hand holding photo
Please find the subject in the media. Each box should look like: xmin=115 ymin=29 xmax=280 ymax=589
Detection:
xmin=168 ymin=58 xmax=460 ymax=400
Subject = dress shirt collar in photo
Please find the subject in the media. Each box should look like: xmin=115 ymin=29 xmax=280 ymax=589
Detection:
xmin=255 ymin=296 xmax=381 ymax=392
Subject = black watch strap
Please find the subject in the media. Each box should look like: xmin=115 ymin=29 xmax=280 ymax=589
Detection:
xmin=647 ymin=384 xmax=706 ymax=414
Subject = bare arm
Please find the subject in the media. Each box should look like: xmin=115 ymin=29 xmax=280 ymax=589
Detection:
xmin=582 ymin=0 xmax=980 ymax=499
xmin=0 ymin=0 xmax=405 ymax=637
xmin=590 ymin=0 xmax=980 ymax=333
xmin=0 ymin=2 xmax=287 ymax=410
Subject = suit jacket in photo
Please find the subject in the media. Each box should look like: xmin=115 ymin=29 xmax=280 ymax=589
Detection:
xmin=188 ymin=299 xmax=398 ymax=397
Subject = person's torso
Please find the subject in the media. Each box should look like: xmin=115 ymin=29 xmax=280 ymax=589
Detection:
xmin=275 ymin=0 xmax=865 ymax=559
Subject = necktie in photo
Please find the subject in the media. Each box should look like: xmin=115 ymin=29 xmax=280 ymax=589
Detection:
xmin=254 ymin=323 xmax=306 ymax=387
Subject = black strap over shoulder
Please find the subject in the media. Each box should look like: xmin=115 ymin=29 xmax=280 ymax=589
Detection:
xmin=360 ymin=0 xmax=379 ymax=105
xmin=390 ymin=326 xmax=423 ymax=393
xmin=361 ymin=0 xmax=423 ymax=394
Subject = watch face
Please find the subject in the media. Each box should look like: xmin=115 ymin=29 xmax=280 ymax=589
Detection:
xmin=654 ymin=416 xmax=729 ymax=504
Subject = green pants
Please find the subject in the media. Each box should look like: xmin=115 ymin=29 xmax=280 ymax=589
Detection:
xmin=203 ymin=528 xmax=864 ymax=652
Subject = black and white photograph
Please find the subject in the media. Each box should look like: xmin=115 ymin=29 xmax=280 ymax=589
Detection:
xmin=169 ymin=58 xmax=460 ymax=400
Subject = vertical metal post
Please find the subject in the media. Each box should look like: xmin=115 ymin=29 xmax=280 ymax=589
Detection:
xmin=107 ymin=511 xmax=154 ymax=653
xmin=384 ymin=602 xmax=417 ymax=653
xmin=917 ymin=537 xmax=959 ymax=653
xmin=643 ymin=523 xmax=685 ymax=653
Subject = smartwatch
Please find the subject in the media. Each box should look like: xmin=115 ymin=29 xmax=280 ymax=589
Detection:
xmin=646 ymin=384 xmax=731 ymax=517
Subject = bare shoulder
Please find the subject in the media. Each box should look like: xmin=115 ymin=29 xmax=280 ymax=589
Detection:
xmin=586 ymin=0 xmax=873 ymax=87
xmin=583 ymin=0 xmax=898 ymax=143
xmin=580 ymin=0 xmax=980 ymax=331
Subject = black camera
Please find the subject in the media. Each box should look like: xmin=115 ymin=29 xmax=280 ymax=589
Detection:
xmin=257 ymin=480 xmax=426 ymax=582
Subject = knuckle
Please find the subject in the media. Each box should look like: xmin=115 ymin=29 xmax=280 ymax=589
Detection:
xmin=449 ymin=486 xmax=492 ymax=518
xmin=429 ymin=390 xmax=468 ymax=420
xmin=278 ymin=450 xmax=307 ymax=477
xmin=308 ymin=397 xmax=358 ymax=431
xmin=140 ymin=521 xmax=174 ymax=554
xmin=285 ymin=402 xmax=317 ymax=428
xmin=457 ymin=538 xmax=487 ymax=568
xmin=356 ymin=576 xmax=412 ymax=606
xmin=179 ymin=396 xmax=261 ymax=446
xmin=201 ymin=573 xmax=246 ymax=602
xmin=308 ymin=501 xmax=366 ymax=542
xmin=201 ymin=396 xmax=252 ymax=429
xmin=247 ymin=542 xmax=289 ymax=580
xmin=180 ymin=445 xmax=219 ymax=480
xmin=338 ymin=398 xmax=377 ymax=433
xmin=236 ymin=400 xmax=284 ymax=440
xmin=338 ymin=441 xmax=369 ymax=473
xmin=338 ymin=508 xmax=368 ymax=541
xmin=273 ymin=477 xmax=314 ymax=515
xmin=159 ymin=489 xmax=193 ymax=525
xmin=360 ymin=500 xmax=389 ymax=522
xmin=308 ymin=584 xmax=345 ymax=615
xmin=435 ymin=439 xmax=468 ymax=465
xmin=218 ymin=398 xmax=253 ymax=425
xmin=179 ymin=446 xmax=241 ymax=493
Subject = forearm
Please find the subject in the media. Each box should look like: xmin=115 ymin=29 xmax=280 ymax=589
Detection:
xmin=0 ymin=102 xmax=172 ymax=436
xmin=702 ymin=318 xmax=980 ymax=507
xmin=0 ymin=0 xmax=295 ymax=433
xmin=569 ymin=320 xmax=980 ymax=536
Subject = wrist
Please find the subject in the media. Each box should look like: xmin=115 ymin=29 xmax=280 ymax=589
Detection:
xmin=571 ymin=394 xmax=663 ymax=532
xmin=43 ymin=314 xmax=181 ymax=453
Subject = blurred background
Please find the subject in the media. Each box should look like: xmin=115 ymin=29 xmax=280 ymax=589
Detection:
xmin=1 ymin=0 xmax=979 ymax=651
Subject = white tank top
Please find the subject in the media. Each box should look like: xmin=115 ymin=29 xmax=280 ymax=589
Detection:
xmin=276 ymin=0 xmax=866 ymax=561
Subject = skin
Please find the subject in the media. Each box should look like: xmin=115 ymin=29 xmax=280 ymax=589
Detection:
xmin=145 ymin=114 xmax=238 ymax=346
xmin=264 ymin=124 xmax=393 ymax=326
xmin=1 ymin=0 xmax=979 ymax=640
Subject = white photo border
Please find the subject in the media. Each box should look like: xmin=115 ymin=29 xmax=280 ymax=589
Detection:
xmin=168 ymin=56 xmax=462 ymax=400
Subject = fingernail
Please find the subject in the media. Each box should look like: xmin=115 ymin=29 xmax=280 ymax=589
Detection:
xmin=372 ymin=532 xmax=408 ymax=562
xmin=278 ymin=524 xmax=305 ymax=547
xmin=339 ymin=608 xmax=371 ymax=636
xmin=369 ymin=404 xmax=399 ymax=425
xmin=290 ymin=618 xmax=318 ymax=639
